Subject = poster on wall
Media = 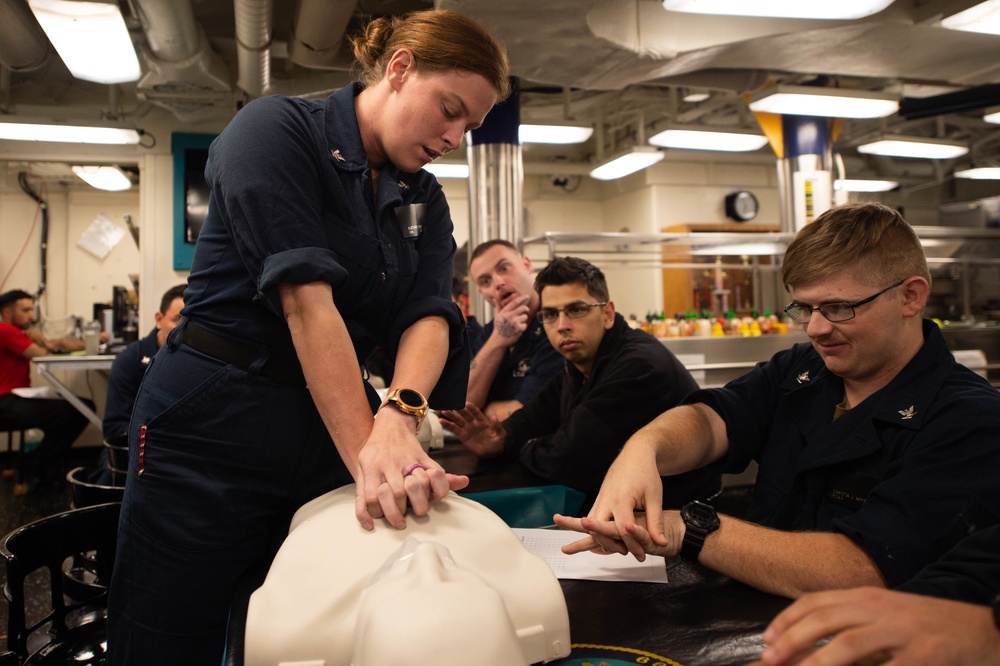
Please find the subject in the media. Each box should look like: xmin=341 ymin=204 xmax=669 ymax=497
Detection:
xmin=77 ymin=213 xmax=126 ymax=260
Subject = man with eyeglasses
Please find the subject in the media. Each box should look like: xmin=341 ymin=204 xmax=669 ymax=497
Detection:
xmin=462 ymin=240 xmax=563 ymax=423
xmin=440 ymin=256 xmax=720 ymax=512
xmin=555 ymin=202 xmax=1000 ymax=599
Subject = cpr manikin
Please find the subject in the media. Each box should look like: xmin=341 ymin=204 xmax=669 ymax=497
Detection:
xmin=244 ymin=485 xmax=571 ymax=666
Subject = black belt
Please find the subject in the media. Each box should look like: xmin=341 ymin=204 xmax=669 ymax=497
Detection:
xmin=177 ymin=322 xmax=306 ymax=387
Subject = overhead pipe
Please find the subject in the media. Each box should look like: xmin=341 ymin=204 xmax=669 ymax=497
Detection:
xmin=131 ymin=0 xmax=201 ymax=63
xmin=235 ymin=0 xmax=273 ymax=97
xmin=288 ymin=0 xmax=357 ymax=70
xmin=0 ymin=0 xmax=51 ymax=73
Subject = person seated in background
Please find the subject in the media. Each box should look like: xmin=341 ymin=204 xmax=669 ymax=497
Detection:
xmin=452 ymin=276 xmax=485 ymax=351
xmin=0 ymin=289 xmax=93 ymax=493
xmin=440 ymin=257 xmax=720 ymax=512
xmin=555 ymin=203 xmax=1000 ymax=599
xmin=756 ymin=522 xmax=1000 ymax=666
xmin=461 ymin=239 xmax=562 ymax=422
xmin=92 ymin=284 xmax=185 ymax=484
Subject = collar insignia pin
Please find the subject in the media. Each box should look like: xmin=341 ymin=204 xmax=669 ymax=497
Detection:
xmin=898 ymin=405 xmax=916 ymax=420
xmin=796 ymin=371 xmax=810 ymax=384
xmin=141 ymin=356 xmax=151 ymax=365
xmin=331 ymin=149 xmax=345 ymax=162
xmin=398 ymin=180 xmax=409 ymax=190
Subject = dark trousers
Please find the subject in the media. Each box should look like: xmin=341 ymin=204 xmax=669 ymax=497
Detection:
xmin=0 ymin=392 xmax=92 ymax=484
xmin=107 ymin=339 xmax=353 ymax=665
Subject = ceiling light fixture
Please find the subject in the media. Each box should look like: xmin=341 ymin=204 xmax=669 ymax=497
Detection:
xmin=660 ymin=0 xmax=895 ymax=20
xmin=423 ymin=163 xmax=469 ymax=179
xmin=648 ymin=127 xmax=769 ymax=152
xmin=589 ymin=146 xmax=664 ymax=181
xmin=954 ymin=167 xmax=1000 ymax=179
xmin=28 ymin=0 xmax=141 ymax=84
xmin=749 ymin=85 xmax=899 ymax=119
xmin=984 ymin=109 xmax=1000 ymax=124
xmin=834 ymin=179 xmax=899 ymax=192
xmin=72 ymin=165 xmax=132 ymax=191
xmin=941 ymin=0 xmax=1000 ymax=35
xmin=519 ymin=124 xmax=594 ymax=145
xmin=683 ymin=92 xmax=711 ymax=103
xmin=857 ymin=135 xmax=969 ymax=159
xmin=0 ymin=119 xmax=141 ymax=144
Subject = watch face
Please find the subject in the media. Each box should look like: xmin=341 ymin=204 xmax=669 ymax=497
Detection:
xmin=683 ymin=501 xmax=720 ymax=530
xmin=397 ymin=389 xmax=426 ymax=409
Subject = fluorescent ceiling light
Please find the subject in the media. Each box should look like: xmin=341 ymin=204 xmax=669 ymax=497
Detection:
xmin=423 ymin=163 xmax=469 ymax=179
xmin=684 ymin=92 xmax=711 ymax=103
xmin=28 ymin=0 xmax=141 ymax=84
xmin=857 ymin=136 xmax=969 ymax=159
xmin=589 ymin=147 xmax=664 ymax=181
xmin=661 ymin=0 xmax=895 ymax=20
xmin=0 ymin=120 xmax=141 ymax=144
xmin=941 ymin=0 xmax=1000 ymax=35
xmin=954 ymin=167 xmax=1000 ymax=180
xmin=749 ymin=85 xmax=899 ymax=119
xmin=834 ymin=179 xmax=899 ymax=192
xmin=519 ymin=124 xmax=594 ymax=144
xmin=72 ymin=165 xmax=132 ymax=191
xmin=648 ymin=127 xmax=769 ymax=152
xmin=984 ymin=109 xmax=1000 ymax=124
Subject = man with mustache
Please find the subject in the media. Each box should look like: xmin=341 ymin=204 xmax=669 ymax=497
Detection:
xmin=440 ymin=256 xmax=719 ymax=512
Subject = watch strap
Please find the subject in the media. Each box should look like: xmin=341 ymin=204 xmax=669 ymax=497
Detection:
xmin=680 ymin=527 xmax=708 ymax=562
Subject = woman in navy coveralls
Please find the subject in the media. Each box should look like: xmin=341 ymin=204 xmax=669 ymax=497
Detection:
xmin=107 ymin=10 xmax=510 ymax=664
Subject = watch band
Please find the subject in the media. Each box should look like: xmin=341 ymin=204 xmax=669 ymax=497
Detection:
xmin=680 ymin=528 xmax=708 ymax=562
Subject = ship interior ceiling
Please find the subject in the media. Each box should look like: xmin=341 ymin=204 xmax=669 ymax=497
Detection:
xmin=2 ymin=0 xmax=1000 ymax=197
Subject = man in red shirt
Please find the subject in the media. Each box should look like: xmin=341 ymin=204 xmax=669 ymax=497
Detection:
xmin=0 ymin=289 xmax=92 ymax=494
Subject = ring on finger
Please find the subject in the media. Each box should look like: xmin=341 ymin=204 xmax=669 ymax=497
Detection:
xmin=404 ymin=462 xmax=426 ymax=477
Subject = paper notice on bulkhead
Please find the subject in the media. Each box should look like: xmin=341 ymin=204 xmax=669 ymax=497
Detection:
xmin=77 ymin=213 xmax=126 ymax=260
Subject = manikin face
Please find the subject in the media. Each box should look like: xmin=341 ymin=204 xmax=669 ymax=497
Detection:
xmin=469 ymin=245 xmax=536 ymax=312
xmin=353 ymin=538 xmax=525 ymax=664
xmin=2 ymin=298 xmax=36 ymax=330
xmin=154 ymin=296 xmax=184 ymax=348
xmin=375 ymin=51 xmax=497 ymax=174
xmin=788 ymin=270 xmax=911 ymax=386
xmin=539 ymin=282 xmax=614 ymax=378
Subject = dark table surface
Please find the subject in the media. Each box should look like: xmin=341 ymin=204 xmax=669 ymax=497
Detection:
xmin=432 ymin=439 xmax=792 ymax=666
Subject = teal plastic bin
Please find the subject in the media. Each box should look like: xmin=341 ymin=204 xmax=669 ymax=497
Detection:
xmin=463 ymin=485 xmax=586 ymax=528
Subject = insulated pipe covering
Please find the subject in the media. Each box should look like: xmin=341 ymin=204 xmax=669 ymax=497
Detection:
xmin=0 ymin=0 xmax=51 ymax=72
xmin=235 ymin=0 xmax=272 ymax=97
xmin=289 ymin=0 xmax=358 ymax=70
xmin=131 ymin=0 xmax=200 ymax=63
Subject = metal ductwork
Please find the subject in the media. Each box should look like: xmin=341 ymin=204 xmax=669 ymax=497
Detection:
xmin=132 ymin=0 xmax=233 ymax=121
xmin=235 ymin=0 xmax=272 ymax=98
xmin=288 ymin=0 xmax=358 ymax=71
xmin=0 ymin=0 xmax=51 ymax=73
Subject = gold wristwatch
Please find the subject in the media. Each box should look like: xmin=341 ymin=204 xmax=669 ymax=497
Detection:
xmin=384 ymin=388 xmax=429 ymax=434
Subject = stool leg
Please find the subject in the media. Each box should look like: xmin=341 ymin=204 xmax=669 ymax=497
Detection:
xmin=13 ymin=430 xmax=30 ymax=496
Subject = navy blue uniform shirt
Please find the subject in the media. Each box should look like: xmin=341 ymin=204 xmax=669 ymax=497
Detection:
xmin=475 ymin=317 xmax=562 ymax=405
xmin=182 ymin=84 xmax=468 ymax=406
xmin=690 ymin=319 xmax=1000 ymax=587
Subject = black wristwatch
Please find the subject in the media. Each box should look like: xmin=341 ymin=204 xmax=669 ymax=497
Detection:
xmin=680 ymin=500 xmax=720 ymax=563
xmin=384 ymin=388 xmax=429 ymax=434
xmin=992 ymin=594 xmax=1000 ymax=633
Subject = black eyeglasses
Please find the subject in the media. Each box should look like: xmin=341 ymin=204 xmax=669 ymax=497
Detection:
xmin=536 ymin=301 xmax=607 ymax=324
xmin=783 ymin=278 xmax=907 ymax=324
